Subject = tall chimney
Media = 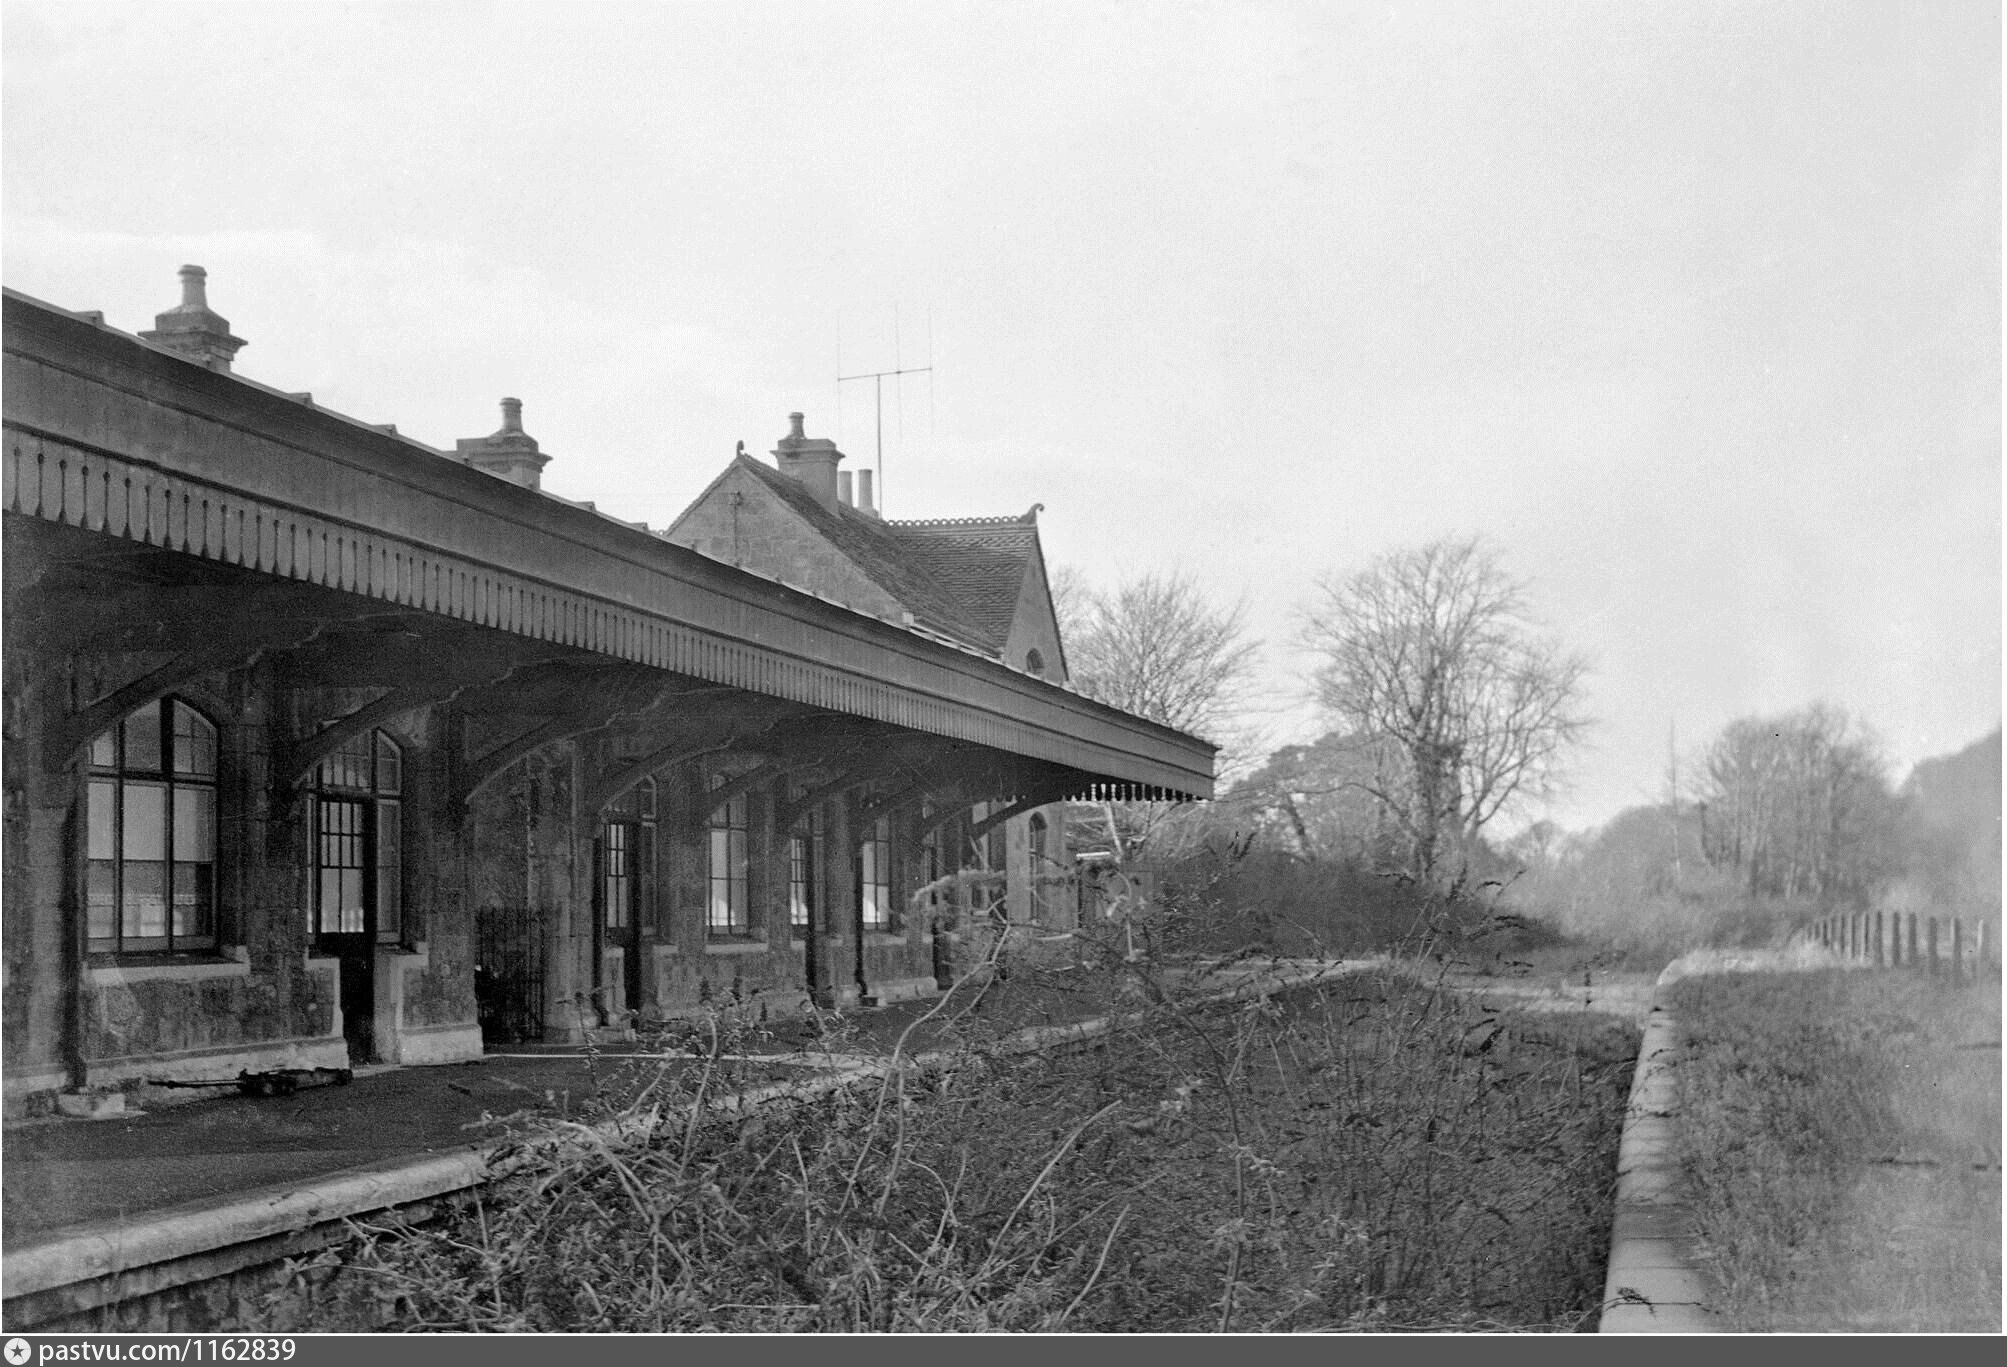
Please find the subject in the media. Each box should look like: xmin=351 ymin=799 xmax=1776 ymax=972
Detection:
xmin=456 ymin=396 xmax=552 ymax=490
xmin=772 ymin=411 xmax=846 ymax=512
xmin=838 ymin=471 xmax=855 ymax=507
xmin=138 ymin=265 xmax=247 ymax=372
xmin=856 ymin=468 xmax=877 ymax=518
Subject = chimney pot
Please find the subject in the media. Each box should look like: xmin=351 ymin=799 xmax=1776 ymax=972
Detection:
xmin=838 ymin=471 xmax=854 ymax=506
xmin=771 ymin=411 xmax=846 ymax=511
xmin=857 ymin=468 xmax=876 ymax=517
xmin=140 ymin=263 xmax=246 ymax=372
xmin=456 ymin=395 xmax=550 ymax=490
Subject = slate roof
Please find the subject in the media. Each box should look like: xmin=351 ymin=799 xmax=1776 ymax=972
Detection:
xmin=890 ymin=515 xmax=1043 ymax=651
xmin=732 ymin=458 xmax=1041 ymax=656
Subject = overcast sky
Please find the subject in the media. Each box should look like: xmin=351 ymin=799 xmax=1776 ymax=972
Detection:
xmin=5 ymin=1 xmax=1998 ymax=833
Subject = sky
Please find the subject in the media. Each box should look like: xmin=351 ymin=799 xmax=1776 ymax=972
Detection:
xmin=3 ymin=0 xmax=1998 ymax=834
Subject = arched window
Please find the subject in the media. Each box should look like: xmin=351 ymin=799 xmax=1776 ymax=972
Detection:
xmin=1025 ymin=649 xmax=1046 ymax=676
xmin=86 ymin=697 xmax=218 ymax=953
xmin=1027 ymin=811 xmax=1051 ymax=925
xmin=707 ymin=775 xmax=750 ymax=936
xmin=310 ymin=731 xmax=403 ymax=944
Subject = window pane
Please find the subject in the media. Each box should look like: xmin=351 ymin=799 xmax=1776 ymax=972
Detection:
xmin=123 ymin=705 xmax=163 ymax=774
xmin=89 ymin=730 xmax=116 ymax=768
xmin=318 ymin=871 xmax=342 ymax=935
xmin=172 ymin=785 xmax=215 ymax=860
xmin=172 ymin=861 xmax=214 ymax=942
xmin=171 ymin=703 xmax=217 ymax=778
xmin=376 ymin=801 xmax=402 ymax=941
xmin=321 ymin=735 xmax=370 ymax=791
xmin=790 ymin=835 xmax=812 ymax=929
xmin=87 ymin=778 xmax=117 ymax=860
xmin=123 ymin=782 xmax=166 ymax=860
xmin=87 ymin=861 xmax=116 ymax=943
xmin=338 ymin=869 xmax=364 ymax=933
xmin=375 ymin=734 xmax=401 ymax=794
xmin=123 ymin=860 xmax=166 ymax=939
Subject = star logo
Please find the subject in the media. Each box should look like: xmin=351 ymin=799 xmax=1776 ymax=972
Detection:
xmin=5 ymin=1337 xmax=31 ymax=1365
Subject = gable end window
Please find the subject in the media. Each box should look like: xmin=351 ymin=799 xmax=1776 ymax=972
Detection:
xmin=85 ymin=697 xmax=218 ymax=954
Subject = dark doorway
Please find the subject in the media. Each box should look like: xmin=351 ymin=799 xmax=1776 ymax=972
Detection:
xmin=475 ymin=903 xmax=547 ymax=1046
xmin=594 ymin=779 xmax=654 ymax=1026
xmin=308 ymin=732 xmax=404 ymax=1065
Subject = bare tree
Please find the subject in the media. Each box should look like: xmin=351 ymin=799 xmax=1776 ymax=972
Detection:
xmin=1062 ymin=569 xmax=1261 ymax=756
xmin=1297 ymin=534 xmax=1589 ymax=879
xmin=1056 ymin=568 xmax=1262 ymax=858
xmin=1696 ymin=702 xmax=1898 ymax=906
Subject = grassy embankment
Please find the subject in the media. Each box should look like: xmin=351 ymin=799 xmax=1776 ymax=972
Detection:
xmin=1666 ymin=967 xmax=2002 ymax=1332
xmin=264 ymin=927 xmax=1639 ymax=1333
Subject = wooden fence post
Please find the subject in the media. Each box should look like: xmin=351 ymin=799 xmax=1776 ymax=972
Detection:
xmin=1950 ymin=918 xmax=1964 ymax=985
xmin=1873 ymin=911 xmax=1885 ymax=967
xmin=1926 ymin=917 xmax=1939 ymax=977
xmin=1906 ymin=912 xmax=1918 ymax=967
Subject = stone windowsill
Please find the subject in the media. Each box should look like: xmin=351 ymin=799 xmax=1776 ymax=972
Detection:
xmin=89 ymin=946 xmax=250 ymax=985
xmin=703 ymin=938 xmax=770 ymax=956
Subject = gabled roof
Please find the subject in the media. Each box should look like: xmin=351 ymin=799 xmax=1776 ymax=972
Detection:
xmin=731 ymin=458 xmax=998 ymax=651
xmin=721 ymin=460 xmax=1052 ymax=659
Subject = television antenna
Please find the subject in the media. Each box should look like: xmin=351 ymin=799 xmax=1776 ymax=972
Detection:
xmin=837 ymin=306 xmax=933 ymax=516
xmin=837 ymin=362 xmax=931 ymax=513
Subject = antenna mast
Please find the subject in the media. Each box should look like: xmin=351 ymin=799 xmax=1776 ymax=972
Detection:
xmin=836 ymin=363 xmax=931 ymax=513
xmin=838 ymin=309 xmax=932 ymax=514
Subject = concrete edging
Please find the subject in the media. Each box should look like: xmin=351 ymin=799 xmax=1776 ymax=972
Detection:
xmin=1598 ymin=996 xmax=1720 ymax=1332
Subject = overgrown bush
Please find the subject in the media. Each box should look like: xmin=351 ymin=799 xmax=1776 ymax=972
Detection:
xmin=266 ymin=917 xmax=1638 ymax=1333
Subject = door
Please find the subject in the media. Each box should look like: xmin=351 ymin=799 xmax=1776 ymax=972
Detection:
xmin=595 ymin=779 xmax=654 ymax=1026
xmin=308 ymin=732 xmax=403 ymax=1066
xmin=313 ymin=795 xmax=376 ymax=1063
xmin=596 ymin=822 xmax=644 ymax=1022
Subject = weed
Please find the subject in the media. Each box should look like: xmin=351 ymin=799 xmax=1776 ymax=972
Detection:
xmin=1667 ymin=968 xmax=2002 ymax=1331
xmin=260 ymin=885 xmax=1637 ymax=1333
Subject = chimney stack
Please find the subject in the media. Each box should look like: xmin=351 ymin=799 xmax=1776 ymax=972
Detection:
xmin=138 ymin=265 xmax=247 ymax=372
xmin=772 ymin=411 xmax=846 ymax=512
xmin=838 ymin=471 xmax=855 ymax=507
xmin=856 ymin=468 xmax=878 ymax=518
xmin=456 ymin=396 xmax=552 ymax=490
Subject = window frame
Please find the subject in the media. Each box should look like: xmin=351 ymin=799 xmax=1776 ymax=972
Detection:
xmin=84 ymin=696 xmax=220 ymax=957
xmin=788 ymin=805 xmax=820 ymax=936
xmin=309 ymin=729 xmax=406 ymax=947
xmin=599 ymin=778 xmax=656 ymax=935
xmin=1027 ymin=811 xmax=1051 ymax=925
xmin=857 ymin=813 xmax=894 ymax=933
xmin=706 ymin=776 xmax=752 ymax=938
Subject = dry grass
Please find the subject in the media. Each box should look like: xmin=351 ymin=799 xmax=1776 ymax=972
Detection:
xmin=257 ymin=933 xmax=1638 ymax=1334
xmin=1666 ymin=967 xmax=2002 ymax=1332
